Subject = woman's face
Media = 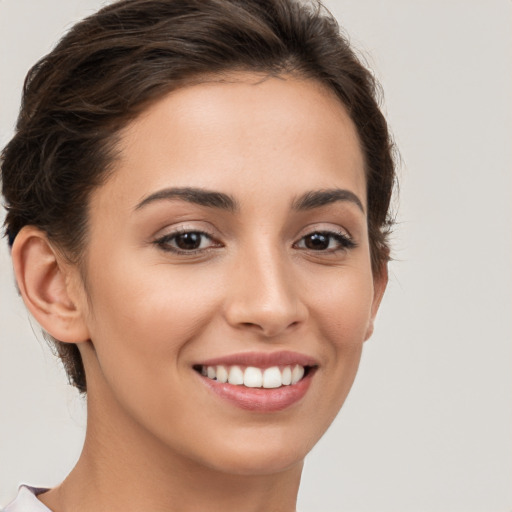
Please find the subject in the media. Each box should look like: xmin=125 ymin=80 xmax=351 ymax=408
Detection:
xmin=74 ymin=73 xmax=385 ymax=475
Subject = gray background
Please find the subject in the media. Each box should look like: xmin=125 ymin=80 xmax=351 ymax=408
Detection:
xmin=1 ymin=1 xmax=511 ymax=510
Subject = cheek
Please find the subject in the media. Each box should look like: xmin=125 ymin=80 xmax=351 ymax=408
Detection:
xmin=83 ymin=256 xmax=224 ymax=365
xmin=307 ymin=265 xmax=375 ymax=349
xmin=80 ymin=259 xmax=227 ymax=430
xmin=299 ymin=264 xmax=374 ymax=404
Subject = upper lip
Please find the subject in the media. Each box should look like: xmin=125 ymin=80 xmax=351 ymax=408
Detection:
xmin=195 ymin=350 xmax=319 ymax=368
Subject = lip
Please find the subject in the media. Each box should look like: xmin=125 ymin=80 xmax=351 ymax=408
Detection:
xmin=194 ymin=351 xmax=318 ymax=412
xmin=196 ymin=350 xmax=319 ymax=368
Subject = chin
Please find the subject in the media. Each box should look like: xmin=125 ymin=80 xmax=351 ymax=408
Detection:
xmin=186 ymin=426 xmax=316 ymax=477
xmin=204 ymin=448 xmax=306 ymax=477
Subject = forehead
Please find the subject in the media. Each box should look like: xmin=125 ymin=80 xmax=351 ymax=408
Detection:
xmin=98 ymin=73 xmax=366 ymax=212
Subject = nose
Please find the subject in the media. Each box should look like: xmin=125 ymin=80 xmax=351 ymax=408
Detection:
xmin=223 ymin=245 xmax=308 ymax=338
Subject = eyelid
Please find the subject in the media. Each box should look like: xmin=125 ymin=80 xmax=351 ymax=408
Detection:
xmin=294 ymin=222 xmax=353 ymax=241
xmin=151 ymin=219 xmax=218 ymax=238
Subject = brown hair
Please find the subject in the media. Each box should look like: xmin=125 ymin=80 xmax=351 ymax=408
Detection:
xmin=1 ymin=0 xmax=396 ymax=393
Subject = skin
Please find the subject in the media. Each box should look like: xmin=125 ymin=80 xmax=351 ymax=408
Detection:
xmin=13 ymin=73 xmax=386 ymax=512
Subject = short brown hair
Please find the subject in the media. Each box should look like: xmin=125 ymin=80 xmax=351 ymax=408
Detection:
xmin=1 ymin=0 xmax=396 ymax=393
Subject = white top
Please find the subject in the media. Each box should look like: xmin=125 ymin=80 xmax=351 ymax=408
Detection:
xmin=2 ymin=486 xmax=51 ymax=512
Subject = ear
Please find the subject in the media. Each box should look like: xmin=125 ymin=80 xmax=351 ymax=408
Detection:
xmin=364 ymin=262 xmax=388 ymax=341
xmin=11 ymin=226 xmax=90 ymax=343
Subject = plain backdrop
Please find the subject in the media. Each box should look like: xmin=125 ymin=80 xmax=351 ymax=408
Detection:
xmin=1 ymin=1 xmax=511 ymax=511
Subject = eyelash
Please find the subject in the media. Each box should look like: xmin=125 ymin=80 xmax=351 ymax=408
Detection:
xmin=293 ymin=230 xmax=356 ymax=252
xmin=153 ymin=229 xmax=356 ymax=256
xmin=154 ymin=229 xmax=219 ymax=255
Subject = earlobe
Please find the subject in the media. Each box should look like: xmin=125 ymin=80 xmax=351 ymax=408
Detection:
xmin=11 ymin=226 xmax=90 ymax=343
xmin=364 ymin=263 xmax=388 ymax=341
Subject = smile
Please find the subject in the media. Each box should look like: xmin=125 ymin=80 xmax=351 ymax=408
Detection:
xmin=193 ymin=351 xmax=318 ymax=412
xmin=196 ymin=364 xmax=307 ymax=388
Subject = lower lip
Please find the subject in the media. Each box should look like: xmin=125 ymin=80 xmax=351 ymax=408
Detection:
xmin=198 ymin=371 xmax=314 ymax=412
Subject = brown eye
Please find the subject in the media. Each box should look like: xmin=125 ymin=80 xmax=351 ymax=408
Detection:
xmin=296 ymin=231 xmax=356 ymax=252
xmin=155 ymin=230 xmax=220 ymax=254
xmin=304 ymin=233 xmax=330 ymax=250
xmin=174 ymin=232 xmax=203 ymax=250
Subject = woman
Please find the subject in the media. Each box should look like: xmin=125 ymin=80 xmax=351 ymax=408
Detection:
xmin=1 ymin=0 xmax=395 ymax=510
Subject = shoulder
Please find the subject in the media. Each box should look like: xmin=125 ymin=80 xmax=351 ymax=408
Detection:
xmin=2 ymin=486 xmax=52 ymax=512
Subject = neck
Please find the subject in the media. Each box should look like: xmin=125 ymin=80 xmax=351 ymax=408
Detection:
xmin=39 ymin=382 xmax=303 ymax=512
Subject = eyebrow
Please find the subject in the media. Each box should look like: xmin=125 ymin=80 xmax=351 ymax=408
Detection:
xmin=292 ymin=188 xmax=365 ymax=213
xmin=135 ymin=187 xmax=239 ymax=212
xmin=134 ymin=186 xmax=364 ymax=215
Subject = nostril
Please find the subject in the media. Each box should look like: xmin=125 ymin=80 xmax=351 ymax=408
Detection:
xmin=238 ymin=319 xmax=300 ymax=338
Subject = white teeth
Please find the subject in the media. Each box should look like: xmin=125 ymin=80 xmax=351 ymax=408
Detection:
xmin=282 ymin=366 xmax=292 ymax=386
xmin=262 ymin=366 xmax=282 ymax=388
xmin=291 ymin=364 xmax=305 ymax=385
xmin=228 ymin=365 xmax=244 ymax=385
xmin=244 ymin=367 xmax=263 ymax=388
xmin=201 ymin=364 xmax=307 ymax=388
xmin=216 ymin=365 xmax=228 ymax=383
